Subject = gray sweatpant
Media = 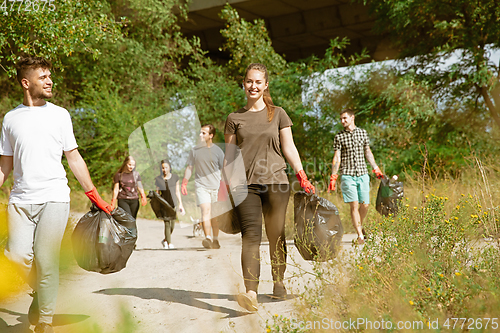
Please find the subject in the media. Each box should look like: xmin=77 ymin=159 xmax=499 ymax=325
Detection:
xmin=4 ymin=202 xmax=70 ymax=324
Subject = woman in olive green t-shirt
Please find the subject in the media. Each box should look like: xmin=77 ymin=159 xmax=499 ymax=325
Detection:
xmin=224 ymin=63 xmax=315 ymax=312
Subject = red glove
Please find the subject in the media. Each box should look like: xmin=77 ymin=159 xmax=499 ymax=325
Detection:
xmin=181 ymin=178 xmax=188 ymax=196
xmin=140 ymin=194 xmax=147 ymax=206
xmin=328 ymin=174 xmax=338 ymax=192
xmin=372 ymin=167 xmax=384 ymax=179
xmin=85 ymin=187 xmax=113 ymax=214
xmin=296 ymin=170 xmax=315 ymax=194
xmin=218 ymin=180 xmax=229 ymax=201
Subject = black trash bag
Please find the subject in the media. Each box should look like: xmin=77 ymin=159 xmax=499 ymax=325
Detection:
xmin=211 ymin=200 xmax=240 ymax=234
xmin=294 ymin=192 xmax=344 ymax=261
xmin=375 ymin=175 xmax=404 ymax=216
xmin=72 ymin=205 xmax=137 ymax=274
xmin=147 ymin=190 xmax=176 ymax=220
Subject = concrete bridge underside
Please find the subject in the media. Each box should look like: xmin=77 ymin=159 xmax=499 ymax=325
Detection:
xmin=180 ymin=0 xmax=398 ymax=63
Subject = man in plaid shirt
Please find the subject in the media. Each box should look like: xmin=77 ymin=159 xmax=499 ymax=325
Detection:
xmin=329 ymin=108 xmax=383 ymax=245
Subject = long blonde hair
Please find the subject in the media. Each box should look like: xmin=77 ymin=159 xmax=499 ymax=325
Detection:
xmin=245 ymin=63 xmax=276 ymax=122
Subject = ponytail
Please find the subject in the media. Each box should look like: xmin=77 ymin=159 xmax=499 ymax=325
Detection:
xmin=263 ymin=87 xmax=275 ymax=122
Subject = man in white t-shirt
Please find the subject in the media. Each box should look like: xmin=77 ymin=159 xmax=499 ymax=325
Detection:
xmin=0 ymin=56 xmax=112 ymax=333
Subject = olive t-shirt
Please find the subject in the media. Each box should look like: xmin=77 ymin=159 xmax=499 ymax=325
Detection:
xmin=224 ymin=106 xmax=292 ymax=184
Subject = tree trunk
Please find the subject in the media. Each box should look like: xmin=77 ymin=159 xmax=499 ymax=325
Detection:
xmin=480 ymin=85 xmax=500 ymax=129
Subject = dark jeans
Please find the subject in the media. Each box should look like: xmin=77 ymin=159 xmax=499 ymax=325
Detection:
xmin=118 ymin=198 xmax=139 ymax=219
xmin=234 ymin=184 xmax=290 ymax=293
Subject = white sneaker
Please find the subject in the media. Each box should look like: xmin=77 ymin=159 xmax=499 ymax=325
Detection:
xmin=168 ymin=244 xmax=175 ymax=249
xmin=161 ymin=240 xmax=168 ymax=249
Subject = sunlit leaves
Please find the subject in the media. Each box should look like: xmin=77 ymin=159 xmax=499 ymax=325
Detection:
xmin=219 ymin=4 xmax=286 ymax=78
xmin=0 ymin=0 xmax=122 ymax=76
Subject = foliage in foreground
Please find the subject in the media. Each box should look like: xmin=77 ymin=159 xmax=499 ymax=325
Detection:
xmin=269 ymin=166 xmax=500 ymax=332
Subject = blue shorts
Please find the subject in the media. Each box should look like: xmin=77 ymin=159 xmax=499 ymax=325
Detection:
xmin=340 ymin=174 xmax=370 ymax=204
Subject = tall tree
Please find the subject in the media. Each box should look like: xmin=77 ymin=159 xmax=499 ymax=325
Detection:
xmin=0 ymin=0 xmax=121 ymax=74
xmin=362 ymin=0 xmax=500 ymax=128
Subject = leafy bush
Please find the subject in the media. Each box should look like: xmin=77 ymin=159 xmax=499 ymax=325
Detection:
xmin=271 ymin=166 xmax=500 ymax=332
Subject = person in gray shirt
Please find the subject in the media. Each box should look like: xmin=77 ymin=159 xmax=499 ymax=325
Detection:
xmin=181 ymin=124 xmax=224 ymax=249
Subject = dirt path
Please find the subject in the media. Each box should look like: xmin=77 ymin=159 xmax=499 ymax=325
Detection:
xmin=0 ymin=213 xmax=358 ymax=333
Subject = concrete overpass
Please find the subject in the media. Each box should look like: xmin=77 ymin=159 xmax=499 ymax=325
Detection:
xmin=180 ymin=0 xmax=397 ymax=63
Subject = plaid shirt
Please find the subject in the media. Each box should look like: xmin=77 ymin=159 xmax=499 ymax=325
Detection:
xmin=333 ymin=127 xmax=370 ymax=176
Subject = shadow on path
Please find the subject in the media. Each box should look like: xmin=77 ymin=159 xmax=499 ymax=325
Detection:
xmin=0 ymin=308 xmax=88 ymax=332
xmin=133 ymin=247 xmax=212 ymax=252
xmin=93 ymin=287 xmax=281 ymax=318
xmin=0 ymin=308 xmax=30 ymax=333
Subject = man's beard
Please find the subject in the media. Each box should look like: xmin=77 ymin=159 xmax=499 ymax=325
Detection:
xmin=31 ymin=87 xmax=53 ymax=100
xmin=40 ymin=90 xmax=53 ymax=99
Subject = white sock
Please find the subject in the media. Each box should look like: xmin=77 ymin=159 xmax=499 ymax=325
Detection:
xmin=206 ymin=235 xmax=213 ymax=241
xmin=359 ymin=235 xmax=365 ymax=240
xmin=213 ymin=236 xmax=218 ymax=241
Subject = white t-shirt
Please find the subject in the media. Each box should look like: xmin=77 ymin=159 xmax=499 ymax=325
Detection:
xmin=0 ymin=102 xmax=78 ymax=204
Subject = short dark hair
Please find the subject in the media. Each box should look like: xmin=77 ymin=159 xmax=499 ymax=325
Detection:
xmin=16 ymin=56 xmax=52 ymax=86
xmin=340 ymin=108 xmax=355 ymax=117
xmin=201 ymin=124 xmax=216 ymax=136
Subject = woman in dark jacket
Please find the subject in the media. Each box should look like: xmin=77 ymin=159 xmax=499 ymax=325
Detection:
xmin=155 ymin=159 xmax=185 ymax=249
